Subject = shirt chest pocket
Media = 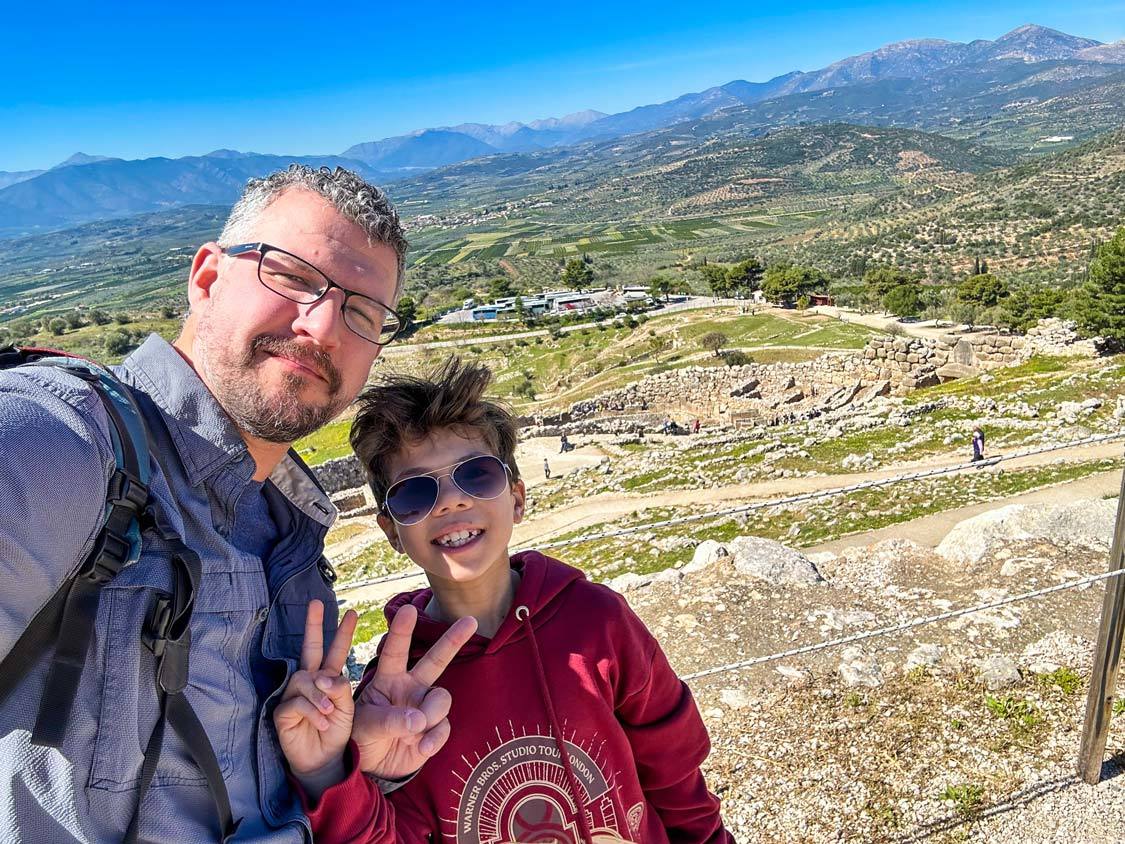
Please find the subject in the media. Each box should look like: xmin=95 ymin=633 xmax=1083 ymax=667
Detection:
xmin=89 ymin=549 xmax=267 ymax=793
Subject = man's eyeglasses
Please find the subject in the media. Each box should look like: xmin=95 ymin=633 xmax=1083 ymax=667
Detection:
xmin=221 ymin=242 xmax=402 ymax=346
xmin=382 ymin=454 xmax=513 ymax=526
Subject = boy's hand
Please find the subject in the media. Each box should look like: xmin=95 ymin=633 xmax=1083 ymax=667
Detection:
xmin=353 ymin=604 xmax=477 ymax=780
xmin=274 ymin=600 xmax=358 ymax=799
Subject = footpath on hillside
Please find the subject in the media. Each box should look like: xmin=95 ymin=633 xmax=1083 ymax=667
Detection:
xmin=335 ymin=438 xmax=1123 ymax=608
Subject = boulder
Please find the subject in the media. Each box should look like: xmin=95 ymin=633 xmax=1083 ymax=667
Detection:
xmin=727 ymin=536 xmax=824 ymax=586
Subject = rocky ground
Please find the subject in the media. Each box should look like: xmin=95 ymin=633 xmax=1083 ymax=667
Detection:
xmin=615 ymin=496 xmax=1125 ymax=842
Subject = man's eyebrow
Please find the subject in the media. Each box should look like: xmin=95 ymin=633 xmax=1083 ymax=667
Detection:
xmin=391 ymin=451 xmax=489 ymax=482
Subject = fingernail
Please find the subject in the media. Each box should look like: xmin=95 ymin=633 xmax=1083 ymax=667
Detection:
xmin=419 ymin=737 xmax=433 ymax=755
xmin=320 ymin=698 xmax=334 ymax=712
xmin=406 ymin=710 xmax=425 ymax=733
xmin=315 ymin=677 xmax=333 ymax=691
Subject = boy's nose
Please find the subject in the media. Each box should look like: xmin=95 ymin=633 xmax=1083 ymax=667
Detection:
xmin=432 ymin=474 xmax=471 ymax=514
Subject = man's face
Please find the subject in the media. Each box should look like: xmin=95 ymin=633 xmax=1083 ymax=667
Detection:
xmin=185 ymin=189 xmax=399 ymax=443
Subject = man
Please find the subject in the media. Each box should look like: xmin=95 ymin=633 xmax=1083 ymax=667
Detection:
xmin=0 ymin=166 xmax=459 ymax=843
xmin=971 ymin=426 xmax=985 ymax=462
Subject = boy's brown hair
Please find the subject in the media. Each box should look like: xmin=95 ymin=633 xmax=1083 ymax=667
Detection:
xmin=350 ymin=356 xmax=521 ymax=503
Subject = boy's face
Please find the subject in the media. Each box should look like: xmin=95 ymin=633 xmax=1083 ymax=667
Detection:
xmin=377 ymin=427 xmax=526 ymax=584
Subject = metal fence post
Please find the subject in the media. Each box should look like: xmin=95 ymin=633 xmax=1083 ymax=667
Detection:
xmin=1077 ymin=467 xmax=1125 ymax=784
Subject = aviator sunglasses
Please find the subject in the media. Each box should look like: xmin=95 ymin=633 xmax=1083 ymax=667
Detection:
xmin=382 ymin=454 xmax=513 ymax=525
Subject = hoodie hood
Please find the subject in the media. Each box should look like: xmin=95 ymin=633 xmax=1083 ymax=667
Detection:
xmin=382 ymin=549 xmax=586 ymax=660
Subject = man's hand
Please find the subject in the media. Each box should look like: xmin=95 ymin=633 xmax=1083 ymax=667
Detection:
xmin=353 ymin=604 xmax=477 ymax=780
xmin=274 ymin=600 xmax=358 ymax=799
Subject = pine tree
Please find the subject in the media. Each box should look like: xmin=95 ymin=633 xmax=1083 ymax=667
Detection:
xmin=1073 ymin=226 xmax=1125 ymax=344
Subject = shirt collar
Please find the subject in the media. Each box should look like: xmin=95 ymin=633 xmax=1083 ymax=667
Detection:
xmin=119 ymin=334 xmax=337 ymax=528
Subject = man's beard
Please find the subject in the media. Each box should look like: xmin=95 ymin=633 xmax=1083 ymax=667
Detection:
xmin=197 ymin=322 xmax=347 ymax=443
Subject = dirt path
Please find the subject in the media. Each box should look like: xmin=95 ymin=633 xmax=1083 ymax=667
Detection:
xmin=513 ymin=440 xmax=1124 ymax=546
xmin=336 ymin=440 xmax=1122 ymax=607
xmin=805 ymin=468 xmax=1121 ymax=554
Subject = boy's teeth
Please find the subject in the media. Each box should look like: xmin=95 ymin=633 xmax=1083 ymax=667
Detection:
xmin=437 ymin=529 xmax=481 ymax=547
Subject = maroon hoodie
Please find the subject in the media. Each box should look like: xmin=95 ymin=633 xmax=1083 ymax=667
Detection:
xmin=302 ymin=551 xmax=733 ymax=843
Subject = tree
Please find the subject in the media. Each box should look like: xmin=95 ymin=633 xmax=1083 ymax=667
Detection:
xmin=560 ymin=258 xmax=593 ymax=290
xmin=948 ymin=301 xmax=980 ymax=329
xmin=699 ymin=264 xmax=730 ymax=297
xmin=863 ymin=265 xmax=912 ymax=300
xmin=1001 ymin=285 xmax=1070 ymax=333
xmin=700 ymin=331 xmax=728 ymax=357
xmin=882 ymin=283 xmax=922 ymax=318
xmin=956 ymin=273 xmax=1009 ymax=308
xmin=104 ymin=331 xmax=133 ymax=355
xmin=64 ymin=312 xmax=85 ymax=330
xmin=113 ymin=312 xmax=133 ymax=325
xmin=648 ymin=275 xmax=673 ymax=302
xmin=89 ymin=310 xmax=111 ymax=326
xmin=488 ymin=276 xmax=513 ymax=300
xmin=762 ymin=264 xmax=827 ymax=307
xmin=395 ymin=295 xmax=417 ymax=328
xmin=726 ymin=258 xmax=764 ymax=296
xmin=1073 ymin=226 xmax=1125 ymax=344
xmin=47 ymin=318 xmax=68 ymax=336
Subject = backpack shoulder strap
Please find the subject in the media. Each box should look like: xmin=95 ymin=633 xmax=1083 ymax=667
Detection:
xmin=0 ymin=351 xmax=151 ymax=746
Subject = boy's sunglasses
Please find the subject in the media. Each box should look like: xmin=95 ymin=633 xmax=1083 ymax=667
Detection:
xmin=382 ymin=454 xmax=513 ymax=526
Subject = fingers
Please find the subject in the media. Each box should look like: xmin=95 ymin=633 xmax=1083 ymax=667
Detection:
xmin=275 ymin=695 xmax=330 ymax=732
xmin=410 ymin=615 xmax=478 ymax=687
xmin=418 ymin=686 xmax=452 ymax=729
xmin=417 ymin=718 xmax=451 ymax=758
xmin=283 ymin=671 xmax=336 ymax=715
xmin=322 ymin=609 xmax=358 ymax=676
xmin=354 ymin=699 xmax=427 ymax=738
xmin=300 ymin=599 xmax=325 ymax=673
xmin=314 ymin=672 xmax=354 ymax=716
xmin=376 ymin=604 xmax=417 ymax=678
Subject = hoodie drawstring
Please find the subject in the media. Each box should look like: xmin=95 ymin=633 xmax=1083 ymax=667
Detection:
xmin=517 ymin=605 xmax=594 ymax=844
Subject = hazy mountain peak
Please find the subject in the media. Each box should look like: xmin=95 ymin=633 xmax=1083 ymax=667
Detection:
xmin=203 ymin=149 xmax=255 ymax=159
xmin=53 ymin=152 xmax=113 ymax=169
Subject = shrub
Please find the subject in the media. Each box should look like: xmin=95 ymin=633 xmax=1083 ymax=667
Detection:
xmin=721 ymin=350 xmax=754 ymax=366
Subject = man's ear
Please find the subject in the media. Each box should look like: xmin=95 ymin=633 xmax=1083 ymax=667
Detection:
xmin=376 ymin=512 xmax=403 ymax=553
xmin=186 ymin=242 xmax=223 ymax=310
xmin=511 ymin=478 xmax=527 ymax=525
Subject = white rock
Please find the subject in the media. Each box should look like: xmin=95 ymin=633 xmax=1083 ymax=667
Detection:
xmin=727 ymin=536 xmax=825 ymax=586
xmin=905 ymin=644 xmax=945 ymax=671
xmin=606 ymin=572 xmax=651 ymax=593
xmin=685 ymin=540 xmax=730 ymax=573
xmin=936 ymin=498 xmax=1117 ymax=564
xmin=720 ymin=688 xmax=753 ymax=709
xmin=978 ymin=655 xmax=1021 ymax=689
xmin=839 ymin=647 xmax=884 ymax=688
xmin=776 ymin=664 xmax=813 ymax=688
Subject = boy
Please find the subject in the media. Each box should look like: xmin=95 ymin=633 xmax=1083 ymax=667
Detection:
xmin=277 ymin=357 xmax=732 ymax=843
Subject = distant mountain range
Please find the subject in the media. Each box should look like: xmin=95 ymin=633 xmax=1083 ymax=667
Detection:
xmin=1 ymin=23 xmax=1122 ymax=235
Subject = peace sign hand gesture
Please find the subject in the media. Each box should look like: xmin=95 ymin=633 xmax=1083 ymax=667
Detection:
xmin=353 ymin=604 xmax=478 ymax=780
xmin=274 ymin=600 xmax=358 ymax=798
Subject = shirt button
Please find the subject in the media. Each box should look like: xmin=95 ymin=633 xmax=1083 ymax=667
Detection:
xmin=257 ymin=607 xmax=269 ymax=623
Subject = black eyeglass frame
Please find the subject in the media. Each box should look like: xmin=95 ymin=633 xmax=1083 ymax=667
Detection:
xmin=221 ymin=241 xmax=403 ymax=346
xmin=380 ymin=454 xmax=515 ymax=526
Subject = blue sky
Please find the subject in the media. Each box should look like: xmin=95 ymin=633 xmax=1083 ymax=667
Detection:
xmin=2 ymin=0 xmax=1122 ymax=171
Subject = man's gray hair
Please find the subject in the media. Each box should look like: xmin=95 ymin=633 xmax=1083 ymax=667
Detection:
xmin=219 ymin=164 xmax=409 ymax=294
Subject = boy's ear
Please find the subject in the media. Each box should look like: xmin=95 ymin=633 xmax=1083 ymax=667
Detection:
xmin=376 ymin=512 xmax=403 ymax=553
xmin=511 ymin=478 xmax=527 ymax=525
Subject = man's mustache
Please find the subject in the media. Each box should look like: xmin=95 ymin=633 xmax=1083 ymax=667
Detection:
xmin=250 ymin=335 xmax=343 ymax=394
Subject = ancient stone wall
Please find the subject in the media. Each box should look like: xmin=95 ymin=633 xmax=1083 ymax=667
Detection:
xmin=313 ymin=454 xmax=367 ymax=495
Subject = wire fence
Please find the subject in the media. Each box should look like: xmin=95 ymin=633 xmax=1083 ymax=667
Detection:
xmin=681 ymin=567 xmax=1124 ymax=681
xmin=336 ymin=431 xmax=1124 ymax=593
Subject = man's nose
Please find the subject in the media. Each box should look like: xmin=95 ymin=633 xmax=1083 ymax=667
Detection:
xmin=292 ymin=289 xmax=346 ymax=347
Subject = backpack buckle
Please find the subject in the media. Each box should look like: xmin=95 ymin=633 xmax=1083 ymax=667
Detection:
xmin=81 ymin=529 xmax=132 ymax=584
xmin=143 ymin=594 xmax=173 ymax=658
xmin=107 ymin=469 xmax=149 ymax=514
